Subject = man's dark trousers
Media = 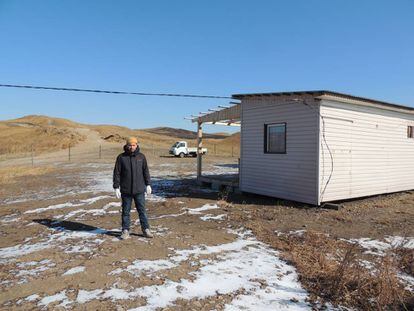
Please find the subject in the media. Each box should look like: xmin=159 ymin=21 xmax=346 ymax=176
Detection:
xmin=121 ymin=193 xmax=150 ymax=231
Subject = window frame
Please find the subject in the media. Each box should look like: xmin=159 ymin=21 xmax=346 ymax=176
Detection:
xmin=408 ymin=125 xmax=414 ymax=139
xmin=264 ymin=122 xmax=287 ymax=154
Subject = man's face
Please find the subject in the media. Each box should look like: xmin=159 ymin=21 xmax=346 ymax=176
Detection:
xmin=127 ymin=143 xmax=137 ymax=152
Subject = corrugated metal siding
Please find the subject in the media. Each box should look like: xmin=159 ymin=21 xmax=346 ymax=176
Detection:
xmin=240 ymin=96 xmax=319 ymax=205
xmin=319 ymin=100 xmax=414 ymax=202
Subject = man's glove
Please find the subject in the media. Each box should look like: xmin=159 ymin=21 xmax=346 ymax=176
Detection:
xmin=146 ymin=185 xmax=152 ymax=195
xmin=114 ymin=188 xmax=121 ymax=199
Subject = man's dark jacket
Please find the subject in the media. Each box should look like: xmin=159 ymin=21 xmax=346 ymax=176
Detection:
xmin=113 ymin=146 xmax=151 ymax=195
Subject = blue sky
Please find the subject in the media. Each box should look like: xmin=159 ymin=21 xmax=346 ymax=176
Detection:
xmin=1 ymin=0 xmax=413 ymax=133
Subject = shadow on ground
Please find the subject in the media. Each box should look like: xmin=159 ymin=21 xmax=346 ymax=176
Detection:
xmin=31 ymin=219 xmax=137 ymax=237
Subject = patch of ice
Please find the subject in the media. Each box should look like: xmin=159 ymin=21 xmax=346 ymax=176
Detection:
xmin=385 ymin=236 xmax=414 ymax=249
xmin=56 ymin=201 xmax=121 ymax=220
xmin=15 ymin=259 xmax=55 ymax=279
xmin=38 ymin=290 xmax=68 ymax=307
xmin=398 ymin=272 xmax=414 ymax=292
xmin=24 ymin=195 xmax=111 ymax=214
xmin=148 ymin=212 xmax=186 ymax=220
xmin=77 ymin=289 xmax=104 ymax=303
xmin=145 ymin=193 xmax=166 ymax=202
xmin=0 ymin=242 xmax=55 ymax=261
xmin=17 ymin=259 xmax=52 ymax=268
xmin=0 ymin=225 xmax=109 ymax=262
xmin=25 ymin=294 xmax=40 ymax=302
xmin=200 ymin=214 xmax=226 ymax=221
xmin=63 ymin=266 xmax=85 ymax=276
xmin=187 ymin=203 xmax=220 ymax=214
xmin=274 ymin=230 xmax=306 ymax=237
xmin=203 ymin=164 xmax=239 ymax=176
xmin=102 ymin=288 xmax=134 ymax=300
xmin=110 ymin=259 xmax=176 ymax=276
xmin=0 ymin=213 xmax=20 ymax=223
xmin=346 ymin=236 xmax=414 ymax=256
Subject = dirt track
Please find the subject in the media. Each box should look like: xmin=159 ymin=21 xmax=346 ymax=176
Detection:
xmin=0 ymin=127 xmax=119 ymax=168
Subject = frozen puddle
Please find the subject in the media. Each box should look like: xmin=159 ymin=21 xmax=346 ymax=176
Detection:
xmin=33 ymin=229 xmax=310 ymax=310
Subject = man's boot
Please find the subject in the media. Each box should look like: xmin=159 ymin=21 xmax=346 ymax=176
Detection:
xmin=143 ymin=228 xmax=153 ymax=238
xmin=121 ymin=229 xmax=130 ymax=240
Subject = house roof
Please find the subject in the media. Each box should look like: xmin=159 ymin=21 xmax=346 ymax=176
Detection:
xmin=232 ymin=90 xmax=414 ymax=114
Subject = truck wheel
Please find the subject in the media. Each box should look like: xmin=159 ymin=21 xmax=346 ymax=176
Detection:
xmin=179 ymin=152 xmax=185 ymax=158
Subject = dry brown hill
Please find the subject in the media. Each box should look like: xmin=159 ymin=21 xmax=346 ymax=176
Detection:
xmin=0 ymin=115 xmax=240 ymax=157
xmin=6 ymin=115 xmax=83 ymax=128
xmin=0 ymin=115 xmax=87 ymax=155
xmin=222 ymin=132 xmax=240 ymax=144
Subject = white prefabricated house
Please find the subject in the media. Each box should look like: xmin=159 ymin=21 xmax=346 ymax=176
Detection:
xmin=193 ymin=91 xmax=414 ymax=206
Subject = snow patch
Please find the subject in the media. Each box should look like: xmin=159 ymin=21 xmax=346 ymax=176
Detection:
xmin=77 ymin=289 xmax=104 ymax=303
xmin=25 ymin=294 xmax=40 ymax=302
xmin=93 ymin=229 xmax=309 ymax=310
xmin=63 ymin=266 xmax=85 ymax=276
xmin=24 ymin=195 xmax=110 ymax=214
xmin=149 ymin=211 xmax=187 ymax=220
xmin=0 ymin=225 xmax=110 ymax=262
xmin=0 ymin=213 xmax=20 ymax=223
xmin=200 ymin=214 xmax=226 ymax=221
xmin=187 ymin=203 xmax=220 ymax=214
xmin=38 ymin=290 xmax=68 ymax=307
xmin=346 ymin=236 xmax=414 ymax=256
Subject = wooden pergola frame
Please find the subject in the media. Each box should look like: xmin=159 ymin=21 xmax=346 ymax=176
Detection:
xmin=191 ymin=104 xmax=241 ymax=181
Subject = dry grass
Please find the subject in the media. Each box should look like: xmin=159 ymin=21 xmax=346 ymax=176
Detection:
xmin=242 ymin=225 xmax=413 ymax=310
xmin=0 ymin=165 xmax=54 ymax=184
xmin=0 ymin=124 xmax=86 ymax=155
xmin=395 ymin=247 xmax=414 ymax=277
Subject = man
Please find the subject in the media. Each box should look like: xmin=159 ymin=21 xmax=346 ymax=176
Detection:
xmin=113 ymin=136 xmax=153 ymax=239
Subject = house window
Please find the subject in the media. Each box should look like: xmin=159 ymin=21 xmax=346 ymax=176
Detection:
xmin=408 ymin=126 xmax=414 ymax=138
xmin=264 ymin=123 xmax=286 ymax=153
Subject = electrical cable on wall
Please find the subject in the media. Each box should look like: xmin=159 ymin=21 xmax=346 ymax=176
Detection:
xmin=294 ymin=99 xmax=334 ymax=204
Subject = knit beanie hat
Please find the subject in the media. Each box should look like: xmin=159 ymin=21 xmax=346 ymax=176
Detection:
xmin=126 ymin=136 xmax=138 ymax=145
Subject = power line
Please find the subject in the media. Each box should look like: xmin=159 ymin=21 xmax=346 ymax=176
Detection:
xmin=0 ymin=83 xmax=233 ymax=99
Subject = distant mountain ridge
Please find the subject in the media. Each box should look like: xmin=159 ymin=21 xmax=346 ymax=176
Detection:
xmin=143 ymin=127 xmax=229 ymax=140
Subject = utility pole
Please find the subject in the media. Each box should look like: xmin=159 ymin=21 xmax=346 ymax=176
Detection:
xmin=197 ymin=121 xmax=203 ymax=180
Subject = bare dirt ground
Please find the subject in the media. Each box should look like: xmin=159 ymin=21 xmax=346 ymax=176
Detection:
xmin=0 ymin=151 xmax=413 ymax=310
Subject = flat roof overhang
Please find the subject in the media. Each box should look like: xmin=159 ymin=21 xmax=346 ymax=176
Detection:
xmin=232 ymin=90 xmax=414 ymax=115
xmin=190 ymin=104 xmax=241 ymax=126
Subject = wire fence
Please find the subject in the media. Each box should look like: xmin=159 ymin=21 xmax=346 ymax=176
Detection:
xmin=0 ymin=143 xmax=240 ymax=167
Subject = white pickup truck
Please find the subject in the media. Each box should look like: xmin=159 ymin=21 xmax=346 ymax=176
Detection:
xmin=169 ymin=141 xmax=208 ymax=158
